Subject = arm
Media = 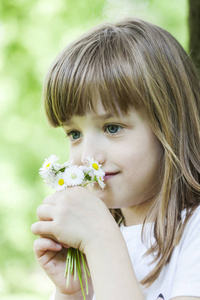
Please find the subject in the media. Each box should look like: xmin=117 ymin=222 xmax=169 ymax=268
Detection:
xmin=31 ymin=187 xmax=144 ymax=300
xmin=54 ymin=290 xmax=92 ymax=300
xmin=85 ymin=221 xmax=144 ymax=300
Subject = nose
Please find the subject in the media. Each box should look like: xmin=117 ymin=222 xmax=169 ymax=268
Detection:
xmin=81 ymin=134 xmax=106 ymax=165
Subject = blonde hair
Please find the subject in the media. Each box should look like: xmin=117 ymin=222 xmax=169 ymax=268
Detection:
xmin=43 ymin=18 xmax=200 ymax=286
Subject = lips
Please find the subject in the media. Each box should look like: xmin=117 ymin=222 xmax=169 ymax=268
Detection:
xmin=104 ymin=172 xmax=119 ymax=181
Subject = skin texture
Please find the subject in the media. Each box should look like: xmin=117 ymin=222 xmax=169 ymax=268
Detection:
xmin=31 ymin=104 xmax=199 ymax=300
xmin=63 ymin=103 xmax=163 ymax=222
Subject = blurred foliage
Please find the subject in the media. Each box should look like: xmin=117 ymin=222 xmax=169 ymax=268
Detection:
xmin=0 ymin=0 xmax=188 ymax=298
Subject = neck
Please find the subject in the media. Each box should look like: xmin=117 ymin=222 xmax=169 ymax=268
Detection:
xmin=121 ymin=197 xmax=155 ymax=226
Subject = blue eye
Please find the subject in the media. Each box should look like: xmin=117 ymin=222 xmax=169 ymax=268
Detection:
xmin=67 ymin=131 xmax=82 ymax=140
xmin=106 ymin=124 xmax=122 ymax=134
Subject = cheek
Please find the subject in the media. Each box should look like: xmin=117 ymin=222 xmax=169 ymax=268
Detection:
xmin=137 ymin=143 xmax=163 ymax=192
xmin=123 ymin=136 xmax=162 ymax=180
xmin=69 ymin=147 xmax=82 ymax=165
xmin=138 ymin=142 xmax=162 ymax=177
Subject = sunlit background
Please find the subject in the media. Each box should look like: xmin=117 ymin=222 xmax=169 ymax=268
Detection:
xmin=0 ymin=0 xmax=188 ymax=299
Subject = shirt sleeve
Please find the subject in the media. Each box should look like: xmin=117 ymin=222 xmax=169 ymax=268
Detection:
xmin=170 ymin=209 xmax=200 ymax=298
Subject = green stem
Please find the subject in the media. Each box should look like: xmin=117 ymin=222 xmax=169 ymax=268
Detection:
xmin=65 ymin=248 xmax=91 ymax=300
xmin=74 ymin=254 xmax=77 ymax=281
xmin=82 ymin=180 xmax=94 ymax=187
xmin=81 ymin=252 xmax=90 ymax=295
xmin=76 ymin=249 xmax=86 ymax=300
xmin=65 ymin=248 xmax=72 ymax=286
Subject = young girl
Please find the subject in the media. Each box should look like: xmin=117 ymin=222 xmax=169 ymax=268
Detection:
xmin=31 ymin=18 xmax=200 ymax=300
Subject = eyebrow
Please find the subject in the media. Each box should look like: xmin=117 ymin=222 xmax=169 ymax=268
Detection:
xmin=62 ymin=112 xmax=120 ymax=126
xmin=95 ymin=113 xmax=116 ymax=120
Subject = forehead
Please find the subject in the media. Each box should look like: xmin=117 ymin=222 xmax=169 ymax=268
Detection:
xmin=62 ymin=98 xmax=131 ymax=126
xmin=62 ymin=103 xmax=148 ymax=129
xmin=61 ymin=94 xmax=118 ymax=123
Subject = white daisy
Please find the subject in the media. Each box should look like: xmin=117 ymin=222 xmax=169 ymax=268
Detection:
xmin=64 ymin=165 xmax=85 ymax=186
xmin=39 ymin=154 xmax=59 ymax=179
xmin=44 ymin=171 xmax=56 ymax=189
xmin=96 ymin=175 xmax=106 ymax=189
xmin=63 ymin=158 xmax=73 ymax=168
xmin=54 ymin=159 xmax=73 ymax=172
xmin=53 ymin=171 xmax=68 ymax=191
xmin=85 ymin=157 xmax=105 ymax=180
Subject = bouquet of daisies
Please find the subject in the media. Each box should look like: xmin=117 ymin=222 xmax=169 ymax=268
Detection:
xmin=39 ymin=154 xmax=105 ymax=300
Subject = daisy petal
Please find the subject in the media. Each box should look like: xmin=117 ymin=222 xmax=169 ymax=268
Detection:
xmin=53 ymin=171 xmax=68 ymax=191
xmin=64 ymin=165 xmax=85 ymax=186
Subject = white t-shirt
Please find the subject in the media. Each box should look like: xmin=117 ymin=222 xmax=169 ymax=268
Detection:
xmin=49 ymin=206 xmax=200 ymax=300
xmin=119 ymin=206 xmax=200 ymax=300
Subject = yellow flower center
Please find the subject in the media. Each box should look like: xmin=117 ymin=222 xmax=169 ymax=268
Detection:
xmin=92 ymin=163 xmax=99 ymax=170
xmin=58 ymin=179 xmax=64 ymax=186
xmin=71 ymin=173 xmax=77 ymax=179
xmin=46 ymin=163 xmax=51 ymax=168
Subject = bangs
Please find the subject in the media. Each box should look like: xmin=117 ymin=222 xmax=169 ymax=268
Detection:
xmin=43 ymin=25 xmax=147 ymax=127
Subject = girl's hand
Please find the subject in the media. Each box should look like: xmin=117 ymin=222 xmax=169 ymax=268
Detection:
xmin=33 ymin=237 xmax=93 ymax=299
xmin=32 ymin=187 xmax=140 ymax=300
xmin=31 ymin=186 xmax=113 ymax=253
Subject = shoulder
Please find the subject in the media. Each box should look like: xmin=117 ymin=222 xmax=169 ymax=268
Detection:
xmin=181 ymin=205 xmax=200 ymax=238
xmin=178 ymin=205 xmax=200 ymax=251
xmin=183 ymin=205 xmax=200 ymax=221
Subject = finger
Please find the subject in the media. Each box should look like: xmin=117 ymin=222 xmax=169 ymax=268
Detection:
xmin=37 ymin=204 xmax=54 ymax=221
xmin=39 ymin=234 xmax=71 ymax=249
xmin=43 ymin=194 xmax=56 ymax=205
xmin=33 ymin=238 xmax=62 ymax=258
xmin=31 ymin=221 xmax=54 ymax=236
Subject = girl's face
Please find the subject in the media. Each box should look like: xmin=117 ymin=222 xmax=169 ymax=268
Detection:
xmin=63 ymin=102 xmax=163 ymax=213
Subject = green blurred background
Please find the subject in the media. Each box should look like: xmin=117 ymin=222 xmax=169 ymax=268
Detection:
xmin=0 ymin=0 xmax=189 ymax=299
